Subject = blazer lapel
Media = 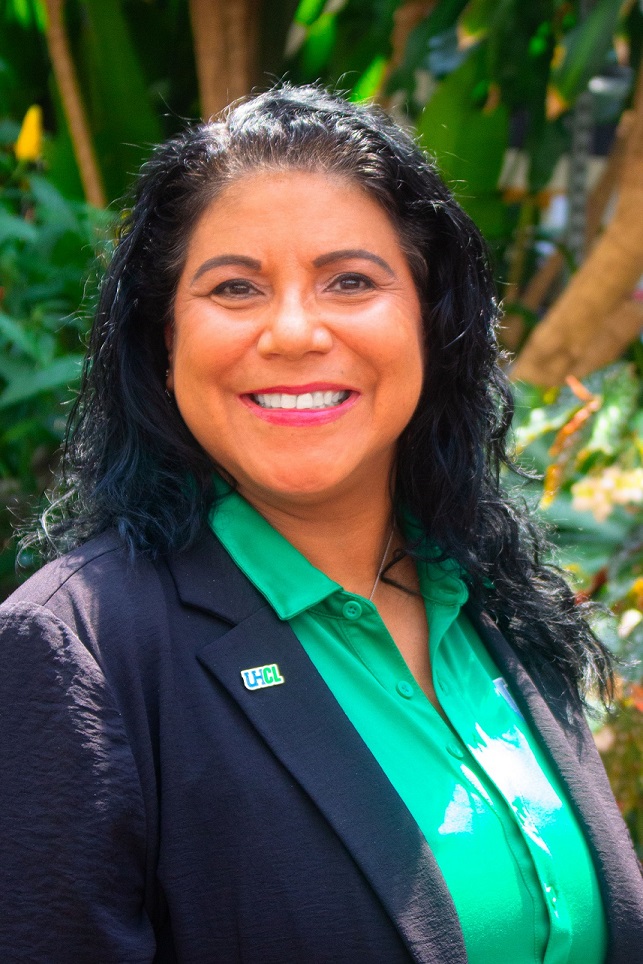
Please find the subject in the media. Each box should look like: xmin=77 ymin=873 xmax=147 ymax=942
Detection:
xmin=468 ymin=607 xmax=643 ymax=962
xmin=198 ymin=608 xmax=467 ymax=964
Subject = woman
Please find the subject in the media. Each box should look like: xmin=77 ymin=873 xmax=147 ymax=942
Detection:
xmin=1 ymin=85 xmax=641 ymax=963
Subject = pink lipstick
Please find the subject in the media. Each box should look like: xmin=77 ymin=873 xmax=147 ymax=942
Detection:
xmin=240 ymin=383 xmax=359 ymax=426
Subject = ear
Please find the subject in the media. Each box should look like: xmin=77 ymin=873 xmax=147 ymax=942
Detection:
xmin=164 ymin=323 xmax=175 ymax=393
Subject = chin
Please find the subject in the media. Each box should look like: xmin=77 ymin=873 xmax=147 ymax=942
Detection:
xmin=238 ymin=464 xmax=354 ymax=505
xmin=265 ymin=474 xmax=345 ymax=501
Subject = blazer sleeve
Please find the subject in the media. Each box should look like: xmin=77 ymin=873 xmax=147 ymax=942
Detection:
xmin=0 ymin=601 xmax=156 ymax=964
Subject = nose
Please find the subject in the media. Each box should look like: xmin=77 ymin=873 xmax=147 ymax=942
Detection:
xmin=256 ymin=291 xmax=333 ymax=358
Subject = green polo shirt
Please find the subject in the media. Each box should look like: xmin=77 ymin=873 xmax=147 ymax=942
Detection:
xmin=209 ymin=486 xmax=607 ymax=964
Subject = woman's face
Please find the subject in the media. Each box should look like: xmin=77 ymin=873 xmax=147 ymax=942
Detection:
xmin=167 ymin=169 xmax=424 ymax=512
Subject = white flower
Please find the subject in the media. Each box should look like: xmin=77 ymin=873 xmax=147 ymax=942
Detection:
xmin=571 ymin=466 xmax=643 ymax=522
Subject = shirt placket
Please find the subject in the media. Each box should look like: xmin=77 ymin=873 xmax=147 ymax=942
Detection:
xmin=432 ymin=626 xmax=573 ymax=964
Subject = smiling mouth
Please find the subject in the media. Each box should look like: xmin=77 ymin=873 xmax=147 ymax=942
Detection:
xmin=250 ymin=390 xmax=351 ymax=410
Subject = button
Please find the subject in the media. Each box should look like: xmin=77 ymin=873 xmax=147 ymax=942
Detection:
xmin=447 ymin=742 xmax=465 ymax=759
xmin=342 ymin=600 xmax=362 ymax=620
xmin=436 ymin=676 xmax=450 ymax=695
xmin=396 ymin=680 xmax=414 ymax=699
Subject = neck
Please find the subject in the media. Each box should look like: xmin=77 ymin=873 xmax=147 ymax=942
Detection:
xmin=236 ymin=482 xmax=398 ymax=597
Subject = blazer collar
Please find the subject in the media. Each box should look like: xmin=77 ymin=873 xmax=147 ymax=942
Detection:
xmin=168 ymin=527 xmax=267 ymax=625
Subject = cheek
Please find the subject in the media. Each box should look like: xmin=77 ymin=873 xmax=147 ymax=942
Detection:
xmin=396 ymin=316 xmax=425 ymax=417
xmin=381 ymin=307 xmax=424 ymax=379
xmin=172 ymin=313 xmax=245 ymax=387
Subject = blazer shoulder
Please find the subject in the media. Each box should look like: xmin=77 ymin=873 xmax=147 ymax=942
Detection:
xmin=1 ymin=527 xmax=249 ymax=669
xmin=2 ymin=532 xmax=172 ymax=662
xmin=6 ymin=531 xmax=135 ymax=607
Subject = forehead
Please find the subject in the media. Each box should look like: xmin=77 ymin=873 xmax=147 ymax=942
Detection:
xmin=182 ymin=168 xmax=407 ymax=262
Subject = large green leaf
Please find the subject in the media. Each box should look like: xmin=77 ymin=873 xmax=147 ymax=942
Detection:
xmin=326 ymin=0 xmax=400 ymax=92
xmin=482 ymin=0 xmax=555 ymax=109
xmin=29 ymin=174 xmax=81 ymax=231
xmin=2 ymin=0 xmax=46 ymax=29
xmin=416 ymin=44 xmax=508 ymax=235
xmin=0 ymin=311 xmax=45 ymax=362
xmin=0 ymin=209 xmax=38 ymax=245
xmin=417 ymin=46 xmax=508 ymax=189
xmin=297 ymin=12 xmax=339 ymax=76
xmin=525 ymin=113 xmax=569 ymax=193
xmin=41 ymin=76 xmax=85 ymax=201
xmin=458 ymin=0 xmax=507 ymax=47
xmin=548 ymin=0 xmax=623 ymax=116
xmin=0 ymin=5 xmax=49 ymax=119
xmin=73 ymin=0 xmax=163 ymax=200
xmin=386 ymin=0 xmax=469 ymax=95
xmin=541 ymin=490 xmax=634 ymax=580
xmin=0 ymin=354 xmax=30 ymax=384
xmin=0 ymin=353 xmax=83 ymax=409
xmin=293 ymin=0 xmax=329 ymax=27
xmin=350 ymin=55 xmax=388 ymax=101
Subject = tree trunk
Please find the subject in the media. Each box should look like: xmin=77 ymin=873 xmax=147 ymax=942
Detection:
xmin=44 ymin=0 xmax=106 ymax=207
xmin=189 ymin=0 xmax=260 ymax=120
xmin=512 ymin=67 xmax=643 ymax=385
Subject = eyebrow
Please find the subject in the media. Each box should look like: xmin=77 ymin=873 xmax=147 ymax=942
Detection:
xmin=191 ymin=255 xmax=262 ymax=284
xmin=312 ymin=249 xmax=395 ymax=276
xmin=190 ymin=248 xmax=396 ymax=284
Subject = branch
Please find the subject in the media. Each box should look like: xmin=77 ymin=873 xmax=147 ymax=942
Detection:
xmin=44 ymin=0 xmax=106 ymax=208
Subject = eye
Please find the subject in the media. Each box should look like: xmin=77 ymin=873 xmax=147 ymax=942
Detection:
xmin=328 ymin=272 xmax=376 ymax=293
xmin=211 ymin=279 xmax=260 ymax=299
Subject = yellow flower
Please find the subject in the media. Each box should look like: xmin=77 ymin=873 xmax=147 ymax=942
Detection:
xmin=14 ymin=105 xmax=43 ymax=163
xmin=546 ymin=84 xmax=569 ymax=121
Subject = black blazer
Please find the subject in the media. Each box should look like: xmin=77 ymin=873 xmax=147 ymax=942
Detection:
xmin=1 ymin=529 xmax=642 ymax=963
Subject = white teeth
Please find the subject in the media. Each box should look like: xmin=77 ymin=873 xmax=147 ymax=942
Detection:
xmin=252 ymin=390 xmax=349 ymax=410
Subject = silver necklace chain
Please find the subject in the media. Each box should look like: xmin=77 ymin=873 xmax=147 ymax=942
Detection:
xmin=368 ymin=527 xmax=395 ymax=602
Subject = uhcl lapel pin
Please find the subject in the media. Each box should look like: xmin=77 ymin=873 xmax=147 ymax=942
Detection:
xmin=241 ymin=663 xmax=284 ymax=690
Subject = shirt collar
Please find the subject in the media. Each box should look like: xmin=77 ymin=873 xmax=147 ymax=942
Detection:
xmin=209 ymin=475 xmax=468 ymax=620
xmin=209 ymin=477 xmax=339 ymax=620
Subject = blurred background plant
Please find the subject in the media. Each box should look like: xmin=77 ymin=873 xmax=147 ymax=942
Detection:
xmin=0 ymin=0 xmax=641 ymax=854
xmin=512 ymin=365 xmax=643 ymax=854
xmin=0 ymin=116 xmax=107 ymax=588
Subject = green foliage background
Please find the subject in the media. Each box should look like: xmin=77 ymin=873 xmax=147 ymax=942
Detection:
xmin=1 ymin=0 xmax=641 ymax=854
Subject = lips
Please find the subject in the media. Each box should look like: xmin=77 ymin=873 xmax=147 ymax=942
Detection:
xmin=240 ymin=385 xmax=358 ymax=425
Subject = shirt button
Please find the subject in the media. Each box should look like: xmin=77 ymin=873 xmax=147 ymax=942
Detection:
xmin=396 ymin=680 xmax=414 ymax=699
xmin=447 ymin=742 xmax=465 ymax=759
xmin=342 ymin=600 xmax=362 ymax=620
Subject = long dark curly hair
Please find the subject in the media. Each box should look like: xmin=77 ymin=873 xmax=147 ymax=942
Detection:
xmin=33 ymin=84 xmax=612 ymax=704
